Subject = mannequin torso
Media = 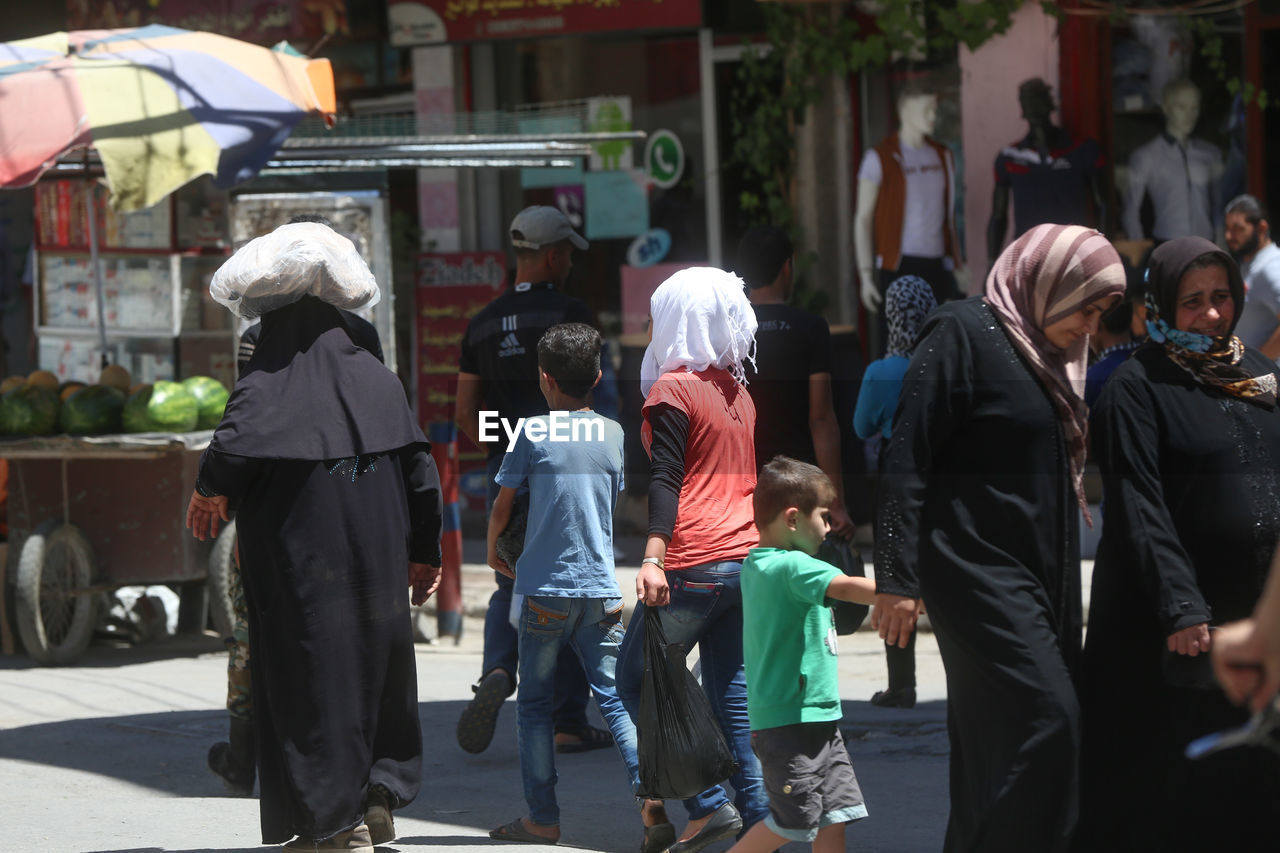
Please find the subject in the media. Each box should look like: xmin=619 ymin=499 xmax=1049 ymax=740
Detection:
xmin=1122 ymin=83 xmax=1223 ymax=242
xmin=855 ymin=93 xmax=961 ymax=313
xmin=987 ymin=78 xmax=1105 ymax=264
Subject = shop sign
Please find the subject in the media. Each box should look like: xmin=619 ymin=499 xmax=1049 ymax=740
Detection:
xmin=388 ymin=0 xmax=701 ymax=46
xmin=645 ymin=130 xmax=684 ymax=189
xmin=588 ymin=96 xmax=634 ymax=171
xmin=554 ymin=185 xmax=585 ymax=232
xmin=621 ymin=261 xmax=694 ymax=334
xmin=67 ymin=0 xmax=342 ymax=43
xmin=626 ymin=228 xmax=671 ymax=268
xmin=584 ymin=169 xmax=647 ymax=240
xmin=414 ymin=253 xmax=506 ymax=427
xmin=416 ymin=251 xmax=507 ymax=290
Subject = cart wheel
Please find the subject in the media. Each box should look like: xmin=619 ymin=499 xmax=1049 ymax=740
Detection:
xmin=14 ymin=520 xmax=98 ymax=666
xmin=207 ymin=520 xmax=237 ymax=640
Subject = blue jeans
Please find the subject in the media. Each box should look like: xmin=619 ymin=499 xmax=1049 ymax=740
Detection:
xmin=517 ymin=595 xmax=640 ymax=826
xmin=483 ymin=454 xmax=589 ymax=730
xmin=615 ymin=561 xmax=767 ymax=827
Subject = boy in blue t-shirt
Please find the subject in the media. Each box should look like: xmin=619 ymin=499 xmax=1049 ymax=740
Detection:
xmin=485 ymin=323 xmax=645 ymax=844
xmin=732 ymin=456 xmax=879 ymax=853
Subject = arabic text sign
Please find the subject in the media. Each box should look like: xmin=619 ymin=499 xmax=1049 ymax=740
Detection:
xmin=388 ymin=0 xmax=701 ymax=45
xmin=68 ymin=0 xmax=337 ymax=43
xmin=415 ymin=253 xmax=506 ymax=426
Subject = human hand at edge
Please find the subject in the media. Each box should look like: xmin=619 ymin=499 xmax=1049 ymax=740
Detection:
xmin=409 ymin=562 xmax=441 ymax=606
xmin=828 ymin=505 xmax=855 ymax=540
xmin=1212 ymin=618 xmax=1280 ymax=713
xmin=636 ymin=563 xmax=669 ymax=607
xmin=871 ymin=593 xmax=919 ymax=648
xmin=186 ymin=491 xmax=229 ymax=541
xmin=1168 ymin=622 xmax=1211 ymax=657
xmin=487 ymin=542 xmax=514 ymax=580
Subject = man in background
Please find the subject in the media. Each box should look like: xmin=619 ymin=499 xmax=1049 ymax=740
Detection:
xmin=737 ymin=225 xmax=854 ymax=539
xmin=453 ymin=206 xmax=611 ymax=756
xmin=1225 ymin=194 xmax=1280 ymax=361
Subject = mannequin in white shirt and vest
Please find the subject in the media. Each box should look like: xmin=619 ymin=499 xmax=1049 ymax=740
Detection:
xmin=1123 ymin=79 xmax=1224 ymax=244
xmin=855 ymin=86 xmax=963 ymax=355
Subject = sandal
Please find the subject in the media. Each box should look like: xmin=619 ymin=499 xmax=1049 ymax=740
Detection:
xmin=555 ymin=724 xmax=613 ymax=753
xmin=489 ymin=818 xmax=559 ymax=845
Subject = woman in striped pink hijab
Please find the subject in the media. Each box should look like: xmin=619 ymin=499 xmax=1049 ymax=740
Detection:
xmin=872 ymin=223 xmax=1123 ymax=853
xmin=984 ymin=224 xmax=1128 ymax=522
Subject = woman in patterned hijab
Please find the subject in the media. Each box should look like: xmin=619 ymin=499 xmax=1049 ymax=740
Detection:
xmin=1141 ymin=235 xmax=1276 ymax=406
xmin=1078 ymin=234 xmax=1280 ymax=851
xmin=884 ymin=275 xmax=938 ymax=359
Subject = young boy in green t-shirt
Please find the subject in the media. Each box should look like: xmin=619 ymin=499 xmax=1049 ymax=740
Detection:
xmin=731 ymin=456 xmax=878 ymax=853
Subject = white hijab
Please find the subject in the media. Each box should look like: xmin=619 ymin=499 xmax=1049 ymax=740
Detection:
xmin=640 ymin=267 xmax=758 ymax=397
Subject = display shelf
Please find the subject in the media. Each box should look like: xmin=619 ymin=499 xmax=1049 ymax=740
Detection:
xmin=32 ymin=178 xmax=235 ymax=386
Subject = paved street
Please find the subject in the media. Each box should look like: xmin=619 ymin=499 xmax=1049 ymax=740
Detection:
xmin=1 ymin=544 xmax=952 ymax=853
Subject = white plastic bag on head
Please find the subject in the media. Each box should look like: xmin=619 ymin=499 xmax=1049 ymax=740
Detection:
xmin=210 ymin=222 xmax=381 ymax=320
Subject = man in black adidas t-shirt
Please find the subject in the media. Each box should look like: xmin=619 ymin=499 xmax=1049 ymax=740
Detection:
xmin=453 ymin=206 xmax=608 ymax=755
xmin=737 ymin=225 xmax=854 ymax=538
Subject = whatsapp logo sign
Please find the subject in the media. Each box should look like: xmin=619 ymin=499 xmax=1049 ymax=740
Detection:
xmin=646 ymin=130 xmax=684 ymax=190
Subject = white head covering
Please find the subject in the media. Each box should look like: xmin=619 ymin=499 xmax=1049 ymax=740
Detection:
xmin=640 ymin=267 xmax=758 ymax=397
xmin=210 ymin=222 xmax=380 ymax=320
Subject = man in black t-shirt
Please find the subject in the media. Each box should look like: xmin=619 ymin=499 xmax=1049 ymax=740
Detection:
xmin=737 ymin=225 xmax=854 ymax=538
xmin=453 ymin=206 xmax=608 ymax=755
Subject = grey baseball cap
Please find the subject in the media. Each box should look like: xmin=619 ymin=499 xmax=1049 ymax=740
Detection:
xmin=509 ymin=205 xmax=589 ymax=251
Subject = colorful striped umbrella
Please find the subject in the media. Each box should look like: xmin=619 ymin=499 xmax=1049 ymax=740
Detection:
xmin=0 ymin=25 xmax=335 ymax=211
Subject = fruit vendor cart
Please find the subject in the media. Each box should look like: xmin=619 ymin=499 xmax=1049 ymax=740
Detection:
xmin=0 ymin=430 xmax=235 ymax=665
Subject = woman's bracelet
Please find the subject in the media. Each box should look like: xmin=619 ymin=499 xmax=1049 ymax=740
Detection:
xmin=641 ymin=556 xmax=665 ymax=570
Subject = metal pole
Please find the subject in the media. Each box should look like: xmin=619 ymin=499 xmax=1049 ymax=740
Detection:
xmin=699 ymin=28 xmax=723 ymax=268
xmin=84 ymin=176 xmax=108 ymax=367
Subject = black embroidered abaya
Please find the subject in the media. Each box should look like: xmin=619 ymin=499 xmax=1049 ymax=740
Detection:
xmin=876 ymin=298 xmax=1083 ymax=853
xmin=197 ymin=297 xmax=442 ymax=844
xmin=1077 ymin=239 xmax=1280 ymax=852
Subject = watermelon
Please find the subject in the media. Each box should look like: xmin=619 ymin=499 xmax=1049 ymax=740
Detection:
xmin=61 ymin=385 xmax=125 ymax=435
xmin=0 ymin=384 xmax=60 ymax=436
xmin=182 ymin=376 xmax=230 ymax=429
xmin=123 ymin=381 xmax=199 ymax=432
xmin=122 ymin=385 xmax=154 ymax=433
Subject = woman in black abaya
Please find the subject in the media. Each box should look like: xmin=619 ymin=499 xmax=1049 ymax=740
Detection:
xmin=873 ymin=224 xmax=1125 ymax=853
xmin=1077 ymin=236 xmax=1280 ymax=852
xmin=187 ymin=224 xmax=443 ymax=852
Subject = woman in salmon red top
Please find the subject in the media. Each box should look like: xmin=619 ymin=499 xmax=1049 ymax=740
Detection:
xmin=616 ymin=267 xmax=766 ymax=853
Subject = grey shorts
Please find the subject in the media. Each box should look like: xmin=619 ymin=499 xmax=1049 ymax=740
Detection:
xmin=751 ymin=722 xmax=868 ymax=842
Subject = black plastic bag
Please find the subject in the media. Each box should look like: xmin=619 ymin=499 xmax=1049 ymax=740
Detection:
xmin=636 ymin=607 xmax=739 ymax=800
xmin=817 ymin=535 xmax=869 ymax=635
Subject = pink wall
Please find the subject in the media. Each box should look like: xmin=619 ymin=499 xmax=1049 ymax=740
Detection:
xmin=959 ymin=3 xmax=1060 ymax=285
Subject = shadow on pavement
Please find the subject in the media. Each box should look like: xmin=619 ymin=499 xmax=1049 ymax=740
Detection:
xmin=1 ymin=697 xmax=950 ymax=852
xmin=0 ymin=632 xmax=226 ymax=671
xmin=87 ymin=849 xmax=257 ymax=853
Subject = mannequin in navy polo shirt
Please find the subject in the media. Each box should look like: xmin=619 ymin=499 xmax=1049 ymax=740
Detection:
xmin=988 ymin=78 xmax=1106 ymax=261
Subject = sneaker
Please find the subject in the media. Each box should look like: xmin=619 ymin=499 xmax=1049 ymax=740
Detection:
xmin=869 ymin=687 xmax=917 ymax=708
xmin=283 ymin=824 xmax=374 ymax=852
xmin=457 ymin=669 xmax=513 ymax=754
xmin=365 ymin=785 xmax=395 ymax=845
